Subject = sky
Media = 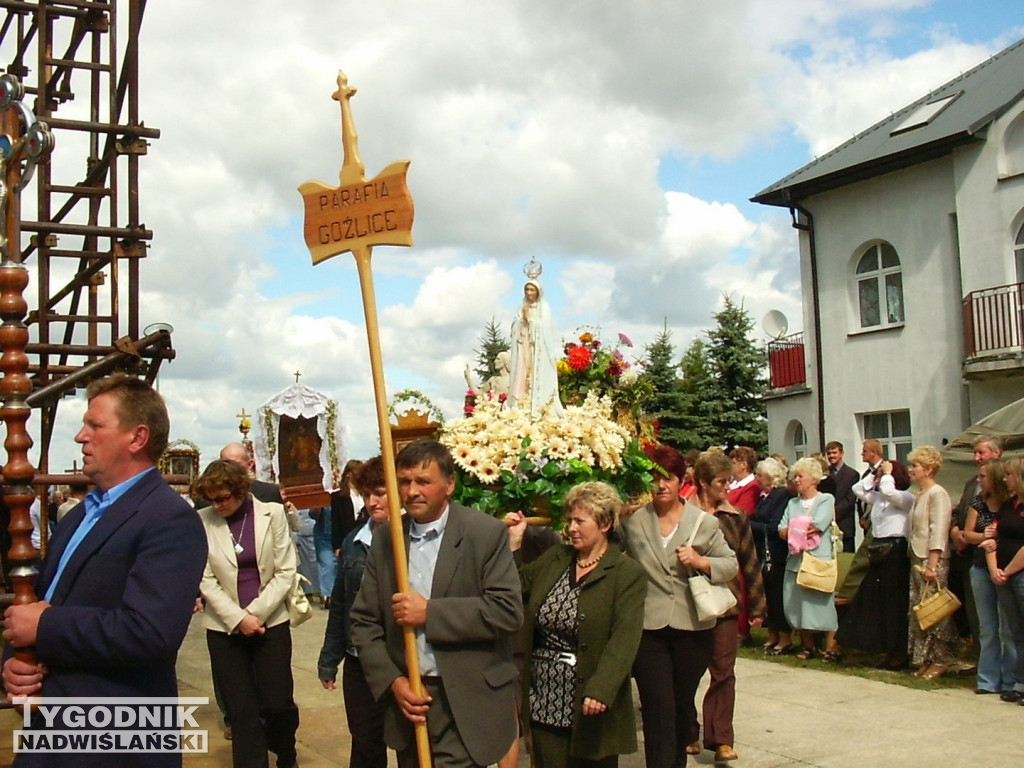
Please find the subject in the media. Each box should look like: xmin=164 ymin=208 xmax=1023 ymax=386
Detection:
xmin=10 ymin=0 xmax=1024 ymax=479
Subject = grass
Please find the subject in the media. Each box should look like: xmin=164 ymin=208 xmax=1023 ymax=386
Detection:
xmin=739 ymin=627 xmax=976 ymax=692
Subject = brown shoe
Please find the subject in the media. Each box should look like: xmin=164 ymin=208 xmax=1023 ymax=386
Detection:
xmin=224 ymin=725 xmax=232 ymax=740
xmin=685 ymin=741 xmax=701 ymax=755
xmin=715 ymin=745 xmax=739 ymax=761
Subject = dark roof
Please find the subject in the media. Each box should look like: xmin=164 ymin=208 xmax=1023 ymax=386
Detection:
xmin=752 ymin=36 xmax=1024 ymax=207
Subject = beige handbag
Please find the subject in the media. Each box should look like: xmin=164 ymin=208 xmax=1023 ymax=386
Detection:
xmin=913 ymin=576 xmax=962 ymax=632
xmin=795 ymin=518 xmax=840 ymax=593
xmin=796 ymin=551 xmax=838 ymax=593
xmin=288 ymin=573 xmax=313 ymax=627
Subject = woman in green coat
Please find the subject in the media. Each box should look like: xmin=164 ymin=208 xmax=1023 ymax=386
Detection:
xmin=507 ymin=482 xmax=647 ymax=768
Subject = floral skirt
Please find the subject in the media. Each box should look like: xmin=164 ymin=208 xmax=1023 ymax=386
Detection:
xmin=908 ymin=557 xmax=958 ymax=667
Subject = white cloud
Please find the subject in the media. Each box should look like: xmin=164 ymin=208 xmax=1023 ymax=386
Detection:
xmin=15 ymin=1 xmax=1020 ymax=472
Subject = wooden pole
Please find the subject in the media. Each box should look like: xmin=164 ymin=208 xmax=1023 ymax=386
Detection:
xmin=352 ymin=244 xmax=431 ymax=765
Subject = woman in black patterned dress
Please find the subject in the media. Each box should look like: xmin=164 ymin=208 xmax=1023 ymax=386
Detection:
xmin=507 ymin=482 xmax=646 ymax=768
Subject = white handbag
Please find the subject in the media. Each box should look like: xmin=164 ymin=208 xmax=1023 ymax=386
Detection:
xmin=684 ymin=512 xmax=737 ymax=622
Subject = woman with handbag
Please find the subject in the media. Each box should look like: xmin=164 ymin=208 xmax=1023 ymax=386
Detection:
xmin=621 ymin=445 xmax=737 ymax=768
xmin=984 ymin=456 xmax=1024 ymax=703
xmin=506 ymin=481 xmax=646 ymax=768
xmin=778 ymin=457 xmax=837 ymax=661
xmin=195 ymin=459 xmax=299 ymax=768
xmin=685 ymin=451 xmax=765 ymax=763
xmin=904 ymin=446 xmax=958 ymax=680
xmin=835 ymin=459 xmax=913 ymax=670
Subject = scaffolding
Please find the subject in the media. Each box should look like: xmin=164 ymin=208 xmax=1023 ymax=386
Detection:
xmin=0 ymin=0 xmax=173 ymax=480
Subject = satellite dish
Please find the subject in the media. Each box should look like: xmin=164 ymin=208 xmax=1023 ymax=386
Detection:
xmin=762 ymin=310 xmax=789 ymax=339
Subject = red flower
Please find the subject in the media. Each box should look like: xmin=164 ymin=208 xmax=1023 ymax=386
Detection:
xmin=567 ymin=345 xmax=594 ymax=371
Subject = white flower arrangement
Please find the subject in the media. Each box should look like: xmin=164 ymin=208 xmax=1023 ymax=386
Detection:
xmin=440 ymin=391 xmax=654 ymax=525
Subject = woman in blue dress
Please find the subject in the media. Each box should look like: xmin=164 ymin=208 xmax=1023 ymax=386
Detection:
xmin=778 ymin=457 xmax=837 ymax=660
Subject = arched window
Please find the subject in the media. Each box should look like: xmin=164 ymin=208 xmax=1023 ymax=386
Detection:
xmin=791 ymin=421 xmax=807 ymax=460
xmin=1015 ymin=222 xmax=1024 ymax=284
xmin=855 ymin=242 xmax=904 ymax=329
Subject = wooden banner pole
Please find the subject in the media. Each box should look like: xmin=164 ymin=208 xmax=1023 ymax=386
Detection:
xmin=299 ymin=73 xmax=426 ymax=767
xmin=352 ymin=244 xmax=431 ymax=766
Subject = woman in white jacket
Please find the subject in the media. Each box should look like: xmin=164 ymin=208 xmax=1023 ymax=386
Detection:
xmin=197 ymin=459 xmax=299 ymax=768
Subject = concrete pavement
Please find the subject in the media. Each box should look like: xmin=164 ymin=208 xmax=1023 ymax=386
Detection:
xmin=1 ymin=606 xmax=1018 ymax=766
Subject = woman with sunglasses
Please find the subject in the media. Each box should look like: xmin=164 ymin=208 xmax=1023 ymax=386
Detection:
xmin=196 ymin=459 xmax=299 ymax=768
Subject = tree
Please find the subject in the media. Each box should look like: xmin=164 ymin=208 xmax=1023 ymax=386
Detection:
xmin=472 ymin=318 xmax=510 ymax=385
xmin=703 ymin=294 xmax=768 ymax=454
xmin=676 ymin=338 xmax=715 ymax=450
xmin=639 ymin=326 xmax=691 ymax=450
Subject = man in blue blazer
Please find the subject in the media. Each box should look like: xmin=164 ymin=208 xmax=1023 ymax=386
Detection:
xmin=2 ymin=374 xmax=207 ymax=767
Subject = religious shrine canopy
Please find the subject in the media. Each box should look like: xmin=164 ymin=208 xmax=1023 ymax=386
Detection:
xmin=253 ymin=382 xmax=346 ymax=508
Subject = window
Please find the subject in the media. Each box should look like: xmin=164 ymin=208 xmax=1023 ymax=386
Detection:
xmin=862 ymin=410 xmax=912 ymax=463
xmin=1015 ymin=222 xmax=1024 ymax=284
xmin=855 ymin=243 xmax=904 ymax=329
xmin=1000 ymin=113 xmax=1024 ymax=178
xmin=890 ymin=93 xmax=959 ymax=137
xmin=791 ymin=421 xmax=807 ymax=461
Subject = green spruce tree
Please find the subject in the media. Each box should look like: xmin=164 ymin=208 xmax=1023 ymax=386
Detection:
xmin=639 ymin=326 xmax=691 ymax=450
xmin=676 ymin=338 xmax=715 ymax=450
xmin=472 ymin=318 xmax=510 ymax=385
xmin=703 ymin=294 xmax=768 ymax=454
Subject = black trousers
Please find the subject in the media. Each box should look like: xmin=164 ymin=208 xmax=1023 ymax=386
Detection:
xmin=632 ymin=626 xmax=714 ymax=768
xmin=342 ymin=654 xmax=388 ymax=768
xmin=207 ymin=623 xmax=298 ymax=768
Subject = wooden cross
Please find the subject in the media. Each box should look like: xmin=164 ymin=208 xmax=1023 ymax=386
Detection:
xmin=293 ymin=370 xmax=302 ymax=383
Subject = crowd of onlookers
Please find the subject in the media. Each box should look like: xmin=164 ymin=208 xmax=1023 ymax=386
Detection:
xmin=8 ymin=410 xmax=1023 ymax=768
xmin=190 ymin=434 xmax=1024 ymax=768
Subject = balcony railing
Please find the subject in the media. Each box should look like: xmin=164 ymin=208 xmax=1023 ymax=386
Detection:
xmin=963 ymin=281 xmax=1024 ymax=358
xmin=767 ymin=332 xmax=806 ymax=388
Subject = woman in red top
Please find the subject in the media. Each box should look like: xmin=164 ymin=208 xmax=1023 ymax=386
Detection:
xmin=679 ymin=449 xmax=700 ymax=501
xmin=726 ymin=447 xmax=759 ymax=516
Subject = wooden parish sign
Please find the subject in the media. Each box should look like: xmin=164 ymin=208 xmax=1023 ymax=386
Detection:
xmin=299 ymin=73 xmax=414 ymax=264
xmin=298 ymin=72 xmax=428 ymax=768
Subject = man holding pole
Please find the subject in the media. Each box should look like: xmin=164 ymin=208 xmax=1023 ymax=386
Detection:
xmin=351 ymin=440 xmax=523 ymax=768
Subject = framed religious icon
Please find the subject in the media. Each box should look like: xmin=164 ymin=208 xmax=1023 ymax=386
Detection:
xmin=278 ymin=414 xmax=331 ymax=508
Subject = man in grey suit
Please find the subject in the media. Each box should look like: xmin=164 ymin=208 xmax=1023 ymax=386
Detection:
xmin=351 ymin=440 xmax=523 ymax=768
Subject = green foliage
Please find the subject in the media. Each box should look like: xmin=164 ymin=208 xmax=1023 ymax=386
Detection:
xmin=473 ymin=317 xmax=510 ymax=384
xmin=702 ymin=294 xmax=768 ymax=454
xmin=639 ymin=327 xmax=692 ymax=450
xmin=675 ymin=338 xmax=716 ymax=450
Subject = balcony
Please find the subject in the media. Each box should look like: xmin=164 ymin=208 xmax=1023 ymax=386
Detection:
xmin=767 ymin=332 xmax=807 ymax=389
xmin=962 ymin=281 xmax=1024 ymax=378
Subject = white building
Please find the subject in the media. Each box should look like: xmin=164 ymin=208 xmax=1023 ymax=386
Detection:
xmin=753 ymin=37 xmax=1024 ymax=464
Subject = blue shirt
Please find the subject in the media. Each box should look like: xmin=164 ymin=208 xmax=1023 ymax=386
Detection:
xmin=44 ymin=468 xmax=155 ymax=602
xmin=408 ymin=505 xmax=448 ymax=677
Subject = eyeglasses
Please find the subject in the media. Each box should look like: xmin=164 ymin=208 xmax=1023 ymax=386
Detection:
xmin=209 ymin=493 xmax=234 ymax=505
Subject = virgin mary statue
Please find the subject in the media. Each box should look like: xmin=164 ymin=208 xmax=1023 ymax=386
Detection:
xmin=508 ymin=275 xmax=564 ymax=417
